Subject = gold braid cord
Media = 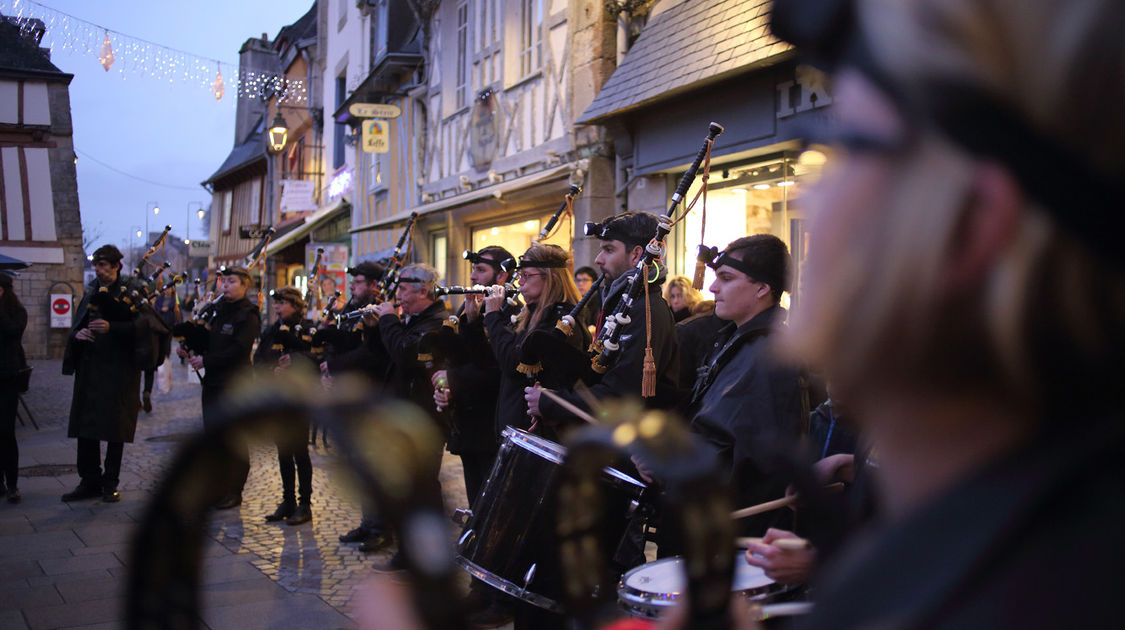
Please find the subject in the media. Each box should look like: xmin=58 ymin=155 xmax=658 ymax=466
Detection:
xmin=641 ymin=261 xmax=656 ymax=398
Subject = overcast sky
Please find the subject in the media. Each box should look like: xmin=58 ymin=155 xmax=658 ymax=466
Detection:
xmin=6 ymin=0 xmax=314 ymax=253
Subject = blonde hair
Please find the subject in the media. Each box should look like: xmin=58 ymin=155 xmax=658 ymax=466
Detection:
xmin=515 ymin=243 xmax=581 ymax=333
xmin=782 ymin=0 xmax=1125 ymax=415
xmin=665 ymin=275 xmax=703 ymax=309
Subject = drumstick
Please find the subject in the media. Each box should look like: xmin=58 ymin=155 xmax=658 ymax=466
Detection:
xmin=537 ymin=387 xmax=598 ymax=424
xmin=736 ymin=536 xmax=811 ymax=550
xmin=730 ymin=482 xmax=845 ymax=520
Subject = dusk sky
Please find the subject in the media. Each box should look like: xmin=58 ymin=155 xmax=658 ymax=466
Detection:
xmin=3 ymin=0 xmax=313 ymax=254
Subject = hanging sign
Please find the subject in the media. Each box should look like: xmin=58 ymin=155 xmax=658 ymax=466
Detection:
xmin=349 ymin=103 xmax=402 ymax=119
xmin=362 ymin=119 xmax=390 ymax=153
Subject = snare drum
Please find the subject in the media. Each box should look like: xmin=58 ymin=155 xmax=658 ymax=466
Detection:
xmin=457 ymin=427 xmax=646 ymax=613
xmin=618 ymin=553 xmax=786 ymax=619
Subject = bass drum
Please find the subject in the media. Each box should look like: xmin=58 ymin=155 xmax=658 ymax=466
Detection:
xmin=456 ymin=427 xmax=645 ymax=613
xmin=618 ymin=553 xmax=792 ymax=619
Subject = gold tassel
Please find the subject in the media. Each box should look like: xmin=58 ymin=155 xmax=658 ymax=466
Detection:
xmin=443 ymin=316 xmax=459 ymax=333
xmin=642 ymin=347 xmax=656 ymax=398
xmin=692 ymin=258 xmax=707 ymax=291
xmin=555 ymin=319 xmax=572 ymax=336
xmin=517 ymin=361 xmax=542 ymax=376
xmin=417 ymin=353 xmax=434 ymax=361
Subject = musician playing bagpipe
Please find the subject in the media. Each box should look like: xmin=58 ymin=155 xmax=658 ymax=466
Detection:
xmin=60 ymin=245 xmax=147 ymax=504
xmin=524 ymin=212 xmax=680 ymax=423
xmin=318 ymin=261 xmax=390 ymax=382
xmin=483 ymin=243 xmax=591 ymax=442
xmin=363 ymin=263 xmax=449 ymax=569
xmin=430 ymin=246 xmax=516 ymax=504
xmin=179 ymin=265 xmax=261 ymax=510
xmin=253 ymin=286 xmax=317 ymax=526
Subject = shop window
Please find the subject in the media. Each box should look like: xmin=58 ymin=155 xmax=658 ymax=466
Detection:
xmin=432 ymin=233 xmax=449 ymax=283
xmin=470 ymin=212 xmax=570 ymax=269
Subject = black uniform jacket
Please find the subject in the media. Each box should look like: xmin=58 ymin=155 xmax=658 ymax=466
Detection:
xmin=375 ymin=300 xmax=449 ymax=427
xmin=795 ymin=414 xmax=1125 ymax=629
xmin=484 ymin=301 xmax=587 ymax=443
xmin=64 ymin=276 xmax=143 ymax=443
xmin=324 ymin=296 xmax=390 ymax=379
xmin=202 ymin=297 xmax=260 ymax=392
xmin=254 ymin=316 xmax=317 ymax=370
xmin=674 ymin=300 xmax=723 ymax=409
xmin=446 ymin=300 xmax=519 ymax=455
xmin=688 ymin=305 xmax=803 ymax=533
xmin=537 ymin=266 xmax=680 ymax=423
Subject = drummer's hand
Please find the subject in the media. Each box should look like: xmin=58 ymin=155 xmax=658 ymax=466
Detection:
xmin=744 ymin=528 xmax=815 ymax=586
xmin=483 ymin=285 xmax=506 ymax=313
xmin=631 ymin=454 xmax=656 ymax=484
xmin=433 ymin=385 xmax=450 ymax=411
xmin=76 ymin=328 xmax=95 ymax=342
xmin=463 ymin=294 xmax=483 ymax=321
xmin=524 ymin=384 xmax=542 ymax=416
xmin=89 ymin=318 xmax=110 ymax=334
xmin=188 ymin=355 xmax=204 ymax=371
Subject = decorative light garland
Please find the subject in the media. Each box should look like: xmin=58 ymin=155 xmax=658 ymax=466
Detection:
xmin=1 ymin=0 xmax=307 ymax=104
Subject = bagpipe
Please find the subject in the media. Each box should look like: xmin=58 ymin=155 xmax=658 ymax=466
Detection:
xmin=132 ymin=225 xmax=172 ymax=279
xmin=537 ymin=183 xmax=581 ymax=242
xmin=375 ymin=211 xmax=419 ymax=302
xmin=434 ymin=283 xmax=517 ymax=298
xmin=306 ymin=247 xmax=325 ymax=312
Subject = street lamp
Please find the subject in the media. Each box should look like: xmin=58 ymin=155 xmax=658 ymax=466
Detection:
xmin=267 ymin=112 xmax=288 ymax=153
xmin=129 ymin=225 xmax=143 ymax=269
xmin=145 ymin=201 xmax=160 ymax=243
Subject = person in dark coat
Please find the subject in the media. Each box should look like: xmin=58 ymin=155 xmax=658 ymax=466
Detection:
xmin=0 ymin=273 xmax=28 ymax=503
xmin=61 ymin=245 xmax=143 ymax=503
xmin=686 ymin=235 xmax=804 ymax=536
xmin=528 ymin=211 xmax=680 ymax=423
xmin=254 ymin=286 xmax=317 ymax=526
xmin=183 ymin=265 xmax=261 ymax=509
xmin=758 ymin=1 xmax=1125 ymax=627
xmin=665 ymin=275 xmax=703 ymax=323
xmin=431 ymin=245 xmax=514 ymax=504
xmin=483 ymin=243 xmax=590 ymax=442
xmin=673 ymin=298 xmax=723 ymax=407
xmin=367 ymin=263 xmax=449 ymax=569
xmin=573 ymin=265 xmax=602 ymax=336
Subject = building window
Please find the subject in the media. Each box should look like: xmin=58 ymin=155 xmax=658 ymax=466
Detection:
xmin=519 ymin=0 xmax=542 ymax=77
xmin=369 ymin=3 xmax=385 ymax=67
xmin=221 ymin=189 xmax=233 ymax=234
xmin=432 ymin=233 xmax=448 ymax=283
xmin=249 ymin=178 xmax=262 ymax=224
xmin=474 ymin=0 xmax=502 ymax=90
xmin=456 ymin=0 xmax=469 ymax=109
xmin=334 ymin=73 xmax=347 ymax=168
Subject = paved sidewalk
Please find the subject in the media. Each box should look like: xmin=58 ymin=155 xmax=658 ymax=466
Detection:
xmin=1 ymin=359 xmax=474 ymax=630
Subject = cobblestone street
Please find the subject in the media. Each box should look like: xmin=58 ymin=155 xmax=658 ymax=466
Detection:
xmin=0 ymin=359 xmax=473 ymax=630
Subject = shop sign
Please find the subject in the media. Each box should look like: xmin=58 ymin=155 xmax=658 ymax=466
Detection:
xmin=280 ymin=179 xmax=317 ymax=213
xmin=50 ymin=294 xmax=71 ymax=328
xmin=776 ymin=66 xmax=833 ymax=119
xmin=468 ymin=89 xmax=501 ymax=171
xmin=188 ymin=240 xmax=211 ymax=257
xmin=362 ymin=119 xmax=390 ymax=153
xmin=348 ymin=103 xmax=402 ymax=119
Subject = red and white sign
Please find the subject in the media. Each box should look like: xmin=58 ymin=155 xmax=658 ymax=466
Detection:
xmin=50 ymin=294 xmax=71 ymax=328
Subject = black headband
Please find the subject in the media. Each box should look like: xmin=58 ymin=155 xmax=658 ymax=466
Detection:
xmin=583 ymin=219 xmax=645 ymax=247
xmin=707 ymin=249 xmax=785 ymax=292
xmin=500 ymin=257 xmax=568 ymax=274
xmin=397 ymin=276 xmax=428 ymax=284
xmin=462 ymin=250 xmax=504 ymax=268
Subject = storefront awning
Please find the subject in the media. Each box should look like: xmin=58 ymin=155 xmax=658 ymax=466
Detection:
xmin=267 ymin=198 xmax=351 ymax=254
xmin=349 ymin=164 xmax=572 ymax=233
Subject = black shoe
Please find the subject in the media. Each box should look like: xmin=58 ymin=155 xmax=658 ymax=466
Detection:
xmin=102 ymin=487 xmax=120 ymax=503
xmin=62 ymin=483 xmax=102 ymax=502
xmin=6 ymin=488 xmax=20 ymax=504
xmin=214 ymin=493 xmax=243 ymax=510
xmin=265 ymin=501 xmax=296 ymax=522
xmin=339 ymin=526 xmax=373 ymax=543
xmin=372 ymin=551 xmax=406 ymax=572
xmin=142 ymin=391 xmax=153 ymax=413
xmin=286 ymin=503 xmax=313 ymax=526
xmin=358 ymin=532 xmax=394 ymax=553
xmin=468 ymin=603 xmax=514 ymax=629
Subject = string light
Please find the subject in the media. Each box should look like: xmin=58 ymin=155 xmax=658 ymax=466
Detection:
xmin=3 ymin=0 xmax=307 ymax=104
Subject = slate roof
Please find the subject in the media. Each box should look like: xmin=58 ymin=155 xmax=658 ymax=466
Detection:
xmin=577 ymin=0 xmax=790 ymax=124
xmin=275 ymin=2 xmax=317 ymax=49
xmin=0 ymin=19 xmax=71 ymax=79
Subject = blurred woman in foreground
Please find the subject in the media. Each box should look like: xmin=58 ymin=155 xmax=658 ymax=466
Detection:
xmin=771 ymin=0 xmax=1125 ymax=626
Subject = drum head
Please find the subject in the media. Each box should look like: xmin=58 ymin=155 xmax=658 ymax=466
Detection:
xmin=619 ymin=554 xmax=776 ymax=618
xmin=502 ymin=426 xmax=566 ymax=463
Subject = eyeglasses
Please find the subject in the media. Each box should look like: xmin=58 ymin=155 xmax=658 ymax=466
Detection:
xmin=518 ymin=270 xmax=545 ymax=280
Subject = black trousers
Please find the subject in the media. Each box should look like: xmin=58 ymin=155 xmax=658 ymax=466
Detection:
xmin=201 ymin=385 xmax=250 ymax=495
xmin=276 ymin=418 xmax=313 ymax=504
xmin=76 ymin=437 xmax=123 ymax=488
xmin=460 ymin=450 xmax=496 ymax=507
xmin=0 ymin=383 xmax=18 ymax=489
xmin=143 ymin=368 xmax=155 ymax=393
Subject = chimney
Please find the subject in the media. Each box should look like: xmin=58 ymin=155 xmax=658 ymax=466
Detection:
xmin=233 ymin=35 xmax=280 ymax=145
